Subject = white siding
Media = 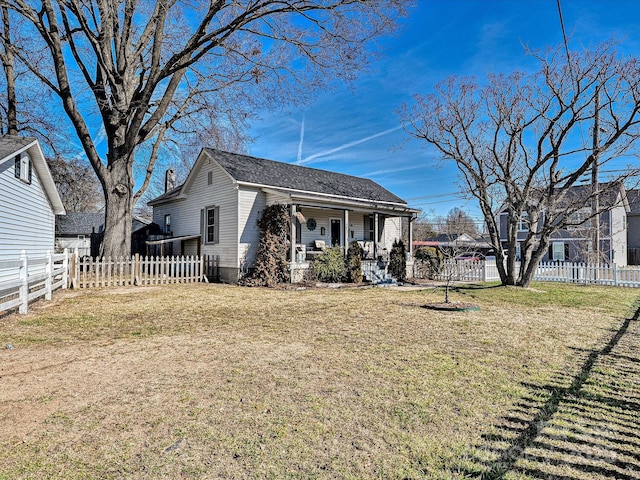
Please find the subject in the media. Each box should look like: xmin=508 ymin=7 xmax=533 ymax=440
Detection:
xmin=0 ymin=157 xmax=56 ymax=260
xmin=152 ymin=159 xmax=239 ymax=269
xmin=381 ymin=216 xmax=403 ymax=250
xmin=297 ymin=207 xmax=333 ymax=247
xmin=610 ymin=206 xmax=628 ymax=266
xmin=238 ymin=187 xmax=265 ymax=271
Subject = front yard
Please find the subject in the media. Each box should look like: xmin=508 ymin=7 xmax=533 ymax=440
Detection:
xmin=0 ymin=283 xmax=638 ymax=479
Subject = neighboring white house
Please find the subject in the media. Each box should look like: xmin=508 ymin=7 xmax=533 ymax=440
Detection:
xmin=149 ymin=148 xmax=419 ymax=283
xmin=627 ymin=189 xmax=640 ymax=264
xmin=0 ymin=135 xmax=65 ymax=259
xmin=497 ymin=182 xmax=630 ymax=265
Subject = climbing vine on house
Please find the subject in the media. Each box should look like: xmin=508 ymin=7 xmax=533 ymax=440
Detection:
xmin=243 ymin=204 xmax=290 ymax=287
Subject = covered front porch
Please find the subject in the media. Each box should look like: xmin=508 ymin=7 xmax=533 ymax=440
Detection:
xmin=263 ymin=188 xmax=419 ymax=282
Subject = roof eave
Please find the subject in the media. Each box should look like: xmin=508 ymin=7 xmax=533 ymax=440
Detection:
xmin=3 ymin=138 xmax=66 ymax=215
xmin=259 ymin=186 xmax=420 ymax=215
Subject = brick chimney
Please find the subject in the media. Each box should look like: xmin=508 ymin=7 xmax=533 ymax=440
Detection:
xmin=165 ymin=168 xmax=176 ymax=193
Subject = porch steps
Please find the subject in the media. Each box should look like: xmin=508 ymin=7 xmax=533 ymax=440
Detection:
xmin=363 ymin=262 xmax=398 ymax=286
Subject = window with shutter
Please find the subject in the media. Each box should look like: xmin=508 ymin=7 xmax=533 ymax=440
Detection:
xmin=14 ymin=153 xmax=32 ymax=184
xmin=204 ymin=205 xmax=219 ymax=244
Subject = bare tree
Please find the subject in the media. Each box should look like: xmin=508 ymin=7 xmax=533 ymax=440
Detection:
xmin=441 ymin=207 xmax=479 ymax=237
xmin=47 ymin=156 xmax=103 ymax=212
xmin=0 ymin=7 xmax=72 ymax=154
xmin=1 ymin=0 xmax=411 ymax=258
xmin=0 ymin=5 xmax=17 ymax=134
xmin=401 ymin=42 xmax=640 ymax=287
xmin=412 ymin=212 xmax=437 ymax=241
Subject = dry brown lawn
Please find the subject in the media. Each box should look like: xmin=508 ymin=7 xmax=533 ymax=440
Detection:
xmin=0 ymin=282 xmax=639 ymax=479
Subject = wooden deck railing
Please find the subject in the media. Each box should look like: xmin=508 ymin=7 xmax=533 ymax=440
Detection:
xmin=0 ymin=250 xmax=68 ymax=314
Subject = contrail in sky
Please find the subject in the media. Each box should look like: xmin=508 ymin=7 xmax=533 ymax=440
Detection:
xmin=367 ymin=164 xmax=424 ymax=177
xmin=297 ymin=125 xmax=403 ymax=165
xmin=297 ymin=114 xmax=305 ymax=164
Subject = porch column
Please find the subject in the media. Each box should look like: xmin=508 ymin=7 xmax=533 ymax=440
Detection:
xmin=408 ymin=215 xmax=414 ymax=256
xmin=343 ymin=209 xmax=349 ymax=257
xmin=374 ymin=213 xmax=379 ymax=259
xmin=290 ymin=203 xmax=297 ymax=267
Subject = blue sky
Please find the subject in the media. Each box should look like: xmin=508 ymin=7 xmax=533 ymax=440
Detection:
xmin=248 ymin=0 xmax=640 ymax=226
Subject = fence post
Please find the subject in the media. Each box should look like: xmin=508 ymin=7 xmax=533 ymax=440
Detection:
xmin=71 ymin=248 xmax=79 ymax=289
xmin=19 ymin=250 xmax=28 ymax=314
xmin=134 ymin=253 xmax=140 ymax=286
xmin=45 ymin=250 xmax=53 ymax=300
xmin=614 ymin=263 xmax=619 ymax=287
xmin=62 ymin=248 xmax=68 ymax=289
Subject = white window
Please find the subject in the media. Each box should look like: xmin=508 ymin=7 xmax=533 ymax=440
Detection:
xmin=207 ymin=171 xmax=213 ymax=185
xmin=164 ymin=214 xmax=171 ymax=234
xmin=14 ymin=153 xmax=31 ymax=184
xmin=552 ymin=242 xmax=565 ymax=261
xmin=517 ymin=213 xmax=530 ymax=232
xmin=204 ymin=206 xmax=219 ymax=244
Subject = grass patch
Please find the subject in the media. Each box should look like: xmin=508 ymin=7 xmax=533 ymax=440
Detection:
xmin=0 ymin=282 xmax=638 ymax=479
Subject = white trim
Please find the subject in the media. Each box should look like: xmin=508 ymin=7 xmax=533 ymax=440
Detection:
xmin=145 ymin=234 xmax=201 ymax=246
xmin=0 ymin=138 xmax=65 ymax=215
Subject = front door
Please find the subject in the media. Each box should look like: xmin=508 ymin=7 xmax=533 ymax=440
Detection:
xmin=330 ymin=218 xmax=341 ymax=246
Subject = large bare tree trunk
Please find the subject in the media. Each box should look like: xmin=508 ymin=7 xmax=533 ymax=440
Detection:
xmin=1 ymin=6 xmax=17 ymax=135
xmin=100 ymin=160 xmax=134 ymax=258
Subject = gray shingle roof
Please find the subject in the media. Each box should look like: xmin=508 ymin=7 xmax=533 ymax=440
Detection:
xmin=0 ymin=135 xmax=36 ymax=162
xmin=561 ymin=181 xmax=625 ymax=209
xmin=207 ymin=149 xmax=407 ymax=204
xmin=627 ymin=189 xmax=640 ymax=215
xmin=56 ymin=213 xmax=104 ymax=235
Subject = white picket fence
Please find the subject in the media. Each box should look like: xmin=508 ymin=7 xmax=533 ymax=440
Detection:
xmin=0 ymin=251 xmax=218 ymax=314
xmin=0 ymin=250 xmax=68 ymax=314
xmin=437 ymin=259 xmax=640 ymax=288
xmin=70 ymin=253 xmax=211 ymax=288
xmin=533 ymin=261 xmax=640 ymax=287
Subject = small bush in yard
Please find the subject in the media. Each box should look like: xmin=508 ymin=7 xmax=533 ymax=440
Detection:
xmin=415 ymin=246 xmax=443 ymax=279
xmin=346 ymin=241 xmax=363 ymax=283
xmin=388 ymin=239 xmax=406 ymax=281
xmin=310 ymin=246 xmax=346 ymax=283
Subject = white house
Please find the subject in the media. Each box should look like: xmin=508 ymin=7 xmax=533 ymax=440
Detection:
xmin=149 ymin=149 xmax=419 ymax=283
xmin=497 ymin=182 xmax=630 ymax=265
xmin=0 ymin=135 xmax=65 ymax=259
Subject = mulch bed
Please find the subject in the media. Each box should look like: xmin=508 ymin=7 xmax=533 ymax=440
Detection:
xmin=422 ymin=302 xmax=480 ymax=312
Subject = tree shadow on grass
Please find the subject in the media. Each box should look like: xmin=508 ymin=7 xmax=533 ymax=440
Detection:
xmin=456 ymin=298 xmax=640 ymax=480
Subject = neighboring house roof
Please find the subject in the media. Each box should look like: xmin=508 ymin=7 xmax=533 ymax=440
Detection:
xmin=56 ymin=213 xmax=158 ymax=235
xmin=0 ymin=135 xmax=65 ymax=215
xmin=425 ymin=233 xmax=477 ymax=243
xmin=149 ymin=149 xmax=416 ymax=211
xmin=497 ymin=181 xmax=629 ymax=215
xmin=561 ymin=181 xmax=629 ymax=211
xmin=416 ymin=233 xmax=491 ymax=249
xmin=56 ymin=212 xmax=104 ymax=235
xmin=627 ymin=189 xmax=640 ymax=215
